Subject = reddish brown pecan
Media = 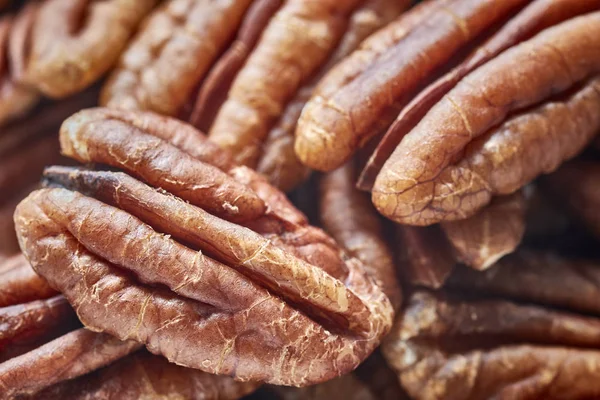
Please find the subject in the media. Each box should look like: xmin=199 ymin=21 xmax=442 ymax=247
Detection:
xmin=14 ymin=108 xmax=393 ymax=386
xmin=541 ymin=160 xmax=600 ymax=240
xmin=384 ymin=250 xmax=600 ymax=400
xmin=320 ymin=162 xmax=402 ymax=310
xmin=101 ymin=0 xmax=406 ymax=191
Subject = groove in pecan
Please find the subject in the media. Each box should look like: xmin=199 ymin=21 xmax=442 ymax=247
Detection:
xmin=23 ymin=0 xmax=156 ymax=98
xmin=0 ymin=329 xmax=141 ymax=398
xmin=395 ymin=225 xmax=455 ymax=289
xmin=295 ymin=0 xmax=530 ymax=172
xmin=320 ymin=162 xmax=402 ymax=311
xmin=15 ymin=108 xmax=392 ymax=386
xmin=0 ymin=253 xmax=57 ymax=308
xmin=440 ymin=191 xmax=526 ymax=270
xmin=0 ymin=295 xmax=78 ymax=362
xmin=257 ymin=0 xmax=408 ymax=192
xmin=373 ymin=14 xmax=600 ymax=225
xmin=384 ymin=290 xmax=600 ymax=400
xmin=359 ymin=0 xmax=600 ymax=189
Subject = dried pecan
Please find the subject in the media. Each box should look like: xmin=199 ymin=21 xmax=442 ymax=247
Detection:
xmin=21 ymin=350 xmax=259 ymax=400
xmin=541 ymin=160 xmax=600 ymax=240
xmin=440 ymin=192 xmax=526 ymax=270
xmin=0 ymin=253 xmax=56 ymax=308
xmin=384 ymin=288 xmax=600 ymax=400
xmin=101 ymin=0 xmax=406 ymax=190
xmin=295 ymin=0 xmax=532 ymax=171
xmin=14 ymin=108 xmax=393 ymax=386
xmin=360 ymin=0 xmax=600 ymax=189
xmin=371 ymin=12 xmax=600 ymax=225
xmin=320 ymin=162 xmax=402 ymax=310
xmin=20 ymin=0 xmax=156 ymax=98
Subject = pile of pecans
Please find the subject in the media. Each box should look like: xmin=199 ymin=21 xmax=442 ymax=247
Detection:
xmin=1 ymin=1 xmax=599 ymax=399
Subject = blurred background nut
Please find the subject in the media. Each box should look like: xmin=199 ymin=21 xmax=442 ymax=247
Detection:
xmin=101 ymin=0 xmax=409 ymax=191
xmin=14 ymin=108 xmax=394 ymax=386
xmin=383 ymin=250 xmax=600 ymax=400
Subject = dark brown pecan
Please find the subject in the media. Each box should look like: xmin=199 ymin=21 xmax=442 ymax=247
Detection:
xmin=101 ymin=0 xmax=407 ymax=191
xmin=320 ymin=162 xmax=402 ymax=310
xmin=14 ymin=108 xmax=393 ymax=386
xmin=0 ymin=253 xmax=56 ymax=308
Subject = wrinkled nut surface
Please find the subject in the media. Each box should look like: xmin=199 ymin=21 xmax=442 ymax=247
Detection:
xmin=542 ymin=160 xmax=600 ymax=240
xmin=14 ymin=108 xmax=393 ymax=386
xmin=295 ymin=0 xmax=531 ymax=171
xmin=101 ymin=0 xmax=406 ymax=191
xmin=0 ymin=257 xmax=257 ymax=399
xmin=21 ymin=0 xmax=156 ymax=98
xmin=372 ymin=12 xmax=600 ymax=225
xmin=22 ymin=350 xmax=258 ymax=400
xmin=384 ymin=251 xmax=600 ymax=400
xmin=320 ymin=162 xmax=401 ymax=310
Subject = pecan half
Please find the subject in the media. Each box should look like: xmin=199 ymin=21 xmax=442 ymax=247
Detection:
xmin=14 ymin=108 xmax=393 ymax=386
xmin=384 ymin=250 xmax=600 ymax=400
xmin=320 ymin=161 xmax=402 ymax=310
xmin=372 ymin=12 xmax=600 ymax=225
xmin=101 ymin=0 xmax=406 ymax=190
xmin=295 ymin=0 xmax=532 ymax=171
xmin=20 ymin=350 xmax=258 ymax=400
xmin=541 ymin=160 xmax=600 ymax=240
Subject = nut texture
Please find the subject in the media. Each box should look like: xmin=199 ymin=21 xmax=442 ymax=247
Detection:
xmin=384 ymin=250 xmax=600 ymax=399
xmin=373 ymin=13 xmax=600 ymax=225
xmin=14 ymin=108 xmax=393 ymax=386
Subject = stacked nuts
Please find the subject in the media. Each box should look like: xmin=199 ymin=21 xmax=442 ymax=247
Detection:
xmin=1 ymin=0 xmax=600 ymax=399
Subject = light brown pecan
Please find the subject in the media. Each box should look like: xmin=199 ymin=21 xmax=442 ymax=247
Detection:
xmin=14 ymin=108 xmax=393 ymax=386
xmin=101 ymin=0 xmax=406 ymax=191
xmin=372 ymin=12 xmax=600 ymax=225
xmin=541 ymin=160 xmax=600 ymax=240
xmin=20 ymin=0 xmax=157 ymax=98
xmin=320 ymin=162 xmax=402 ymax=310
xmin=295 ymin=0 xmax=533 ymax=171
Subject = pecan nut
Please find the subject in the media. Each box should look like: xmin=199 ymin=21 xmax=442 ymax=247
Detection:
xmin=14 ymin=108 xmax=393 ymax=386
xmin=295 ymin=1 xmax=600 ymax=225
xmin=101 ymin=0 xmax=407 ymax=191
xmin=384 ymin=250 xmax=600 ymax=400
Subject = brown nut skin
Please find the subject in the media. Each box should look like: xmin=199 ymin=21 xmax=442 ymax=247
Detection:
xmin=0 ymin=9 xmax=39 ymax=127
xmin=320 ymin=162 xmax=402 ymax=311
xmin=440 ymin=191 xmax=526 ymax=270
xmin=22 ymin=350 xmax=259 ymax=400
xmin=373 ymin=13 xmax=600 ymax=226
xmin=541 ymin=161 xmax=600 ymax=240
xmin=0 ymin=253 xmax=57 ymax=308
xmin=383 ymin=289 xmax=600 ymax=400
xmin=359 ymin=0 xmax=600 ymax=189
xmin=294 ymin=0 xmax=530 ymax=172
xmin=22 ymin=0 xmax=157 ymax=98
xmin=102 ymin=0 xmax=405 ymax=192
xmin=14 ymin=108 xmax=393 ymax=387
xmin=256 ymin=0 xmax=408 ymax=191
